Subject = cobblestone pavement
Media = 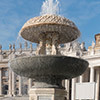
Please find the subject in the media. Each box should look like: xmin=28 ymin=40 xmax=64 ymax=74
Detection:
xmin=0 ymin=96 xmax=29 ymax=100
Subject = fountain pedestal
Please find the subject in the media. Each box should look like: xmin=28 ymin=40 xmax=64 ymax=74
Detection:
xmin=29 ymin=88 xmax=67 ymax=100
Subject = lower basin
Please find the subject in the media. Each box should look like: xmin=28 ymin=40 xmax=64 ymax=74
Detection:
xmin=9 ymin=55 xmax=88 ymax=88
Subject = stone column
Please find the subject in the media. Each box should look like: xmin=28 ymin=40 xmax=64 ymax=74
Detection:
xmin=95 ymin=70 xmax=100 ymax=100
xmin=29 ymin=78 xmax=32 ymax=90
xmin=19 ymin=76 xmax=22 ymax=96
xmin=62 ymin=80 xmax=65 ymax=87
xmin=65 ymin=80 xmax=68 ymax=90
xmin=8 ymin=69 xmax=12 ymax=96
xmin=65 ymin=80 xmax=69 ymax=100
xmin=79 ymin=75 xmax=83 ymax=83
xmin=71 ymin=78 xmax=76 ymax=100
xmin=79 ymin=75 xmax=83 ymax=100
xmin=0 ymin=69 xmax=2 ymax=95
xmin=90 ymin=67 xmax=94 ymax=82
xmin=12 ymin=71 xmax=15 ymax=96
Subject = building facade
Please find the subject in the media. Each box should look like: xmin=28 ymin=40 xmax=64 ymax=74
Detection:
xmin=0 ymin=34 xmax=100 ymax=100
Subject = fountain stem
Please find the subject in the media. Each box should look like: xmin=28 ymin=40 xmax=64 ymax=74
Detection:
xmin=51 ymin=33 xmax=59 ymax=55
xmin=36 ymin=33 xmax=59 ymax=55
xmin=36 ymin=34 xmax=46 ymax=55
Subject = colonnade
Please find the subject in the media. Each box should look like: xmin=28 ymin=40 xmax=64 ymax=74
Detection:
xmin=0 ymin=68 xmax=32 ymax=96
xmin=0 ymin=67 xmax=100 ymax=99
xmin=8 ymin=69 xmax=23 ymax=96
xmin=71 ymin=67 xmax=100 ymax=100
xmin=89 ymin=67 xmax=100 ymax=100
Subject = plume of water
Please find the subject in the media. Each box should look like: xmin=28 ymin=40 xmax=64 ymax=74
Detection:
xmin=15 ymin=33 xmax=24 ymax=49
xmin=40 ymin=0 xmax=59 ymax=15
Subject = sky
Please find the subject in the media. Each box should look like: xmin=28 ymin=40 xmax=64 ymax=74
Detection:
xmin=0 ymin=0 xmax=100 ymax=50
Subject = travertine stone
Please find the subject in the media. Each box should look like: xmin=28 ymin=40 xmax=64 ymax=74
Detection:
xmin=29 ymin=78 xmax=32 ymax=90
xmin=65 ymin=80 xmax=70 ymax=100
xmin=20 ymin=14 xmax=80 ymax=43
xmin=36 ymin=34 xmax=46 ymax=55
xmin=90 ymin=67 xmax=94 ymax=82
xmin=8 ymin=69 xmax=12 ymax=96
xmin=46 ymin=33 xmax=52 ymax=55
xmin=29 ymin=88 xmax=67 ymax=100
xmin=95 ymin=70 xmax=100 ymax=100
xmin=19 ymin=76 xmax=22 ymax=96
xmin=12 ymin=71 xmax=15 ymax=96
xmin=51 ymin=33 xmax=59 ymax=55
xmin=36 ymin=33 xmax=59 ymax=55
xmin=71 ymin=78 xmax=76 ymax=100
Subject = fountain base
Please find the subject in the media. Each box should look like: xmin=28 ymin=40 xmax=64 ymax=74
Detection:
xmin=29 ymin=88 xmax=67 ymax=100
xmin=33 ymin=77 xmax=64 ymax=89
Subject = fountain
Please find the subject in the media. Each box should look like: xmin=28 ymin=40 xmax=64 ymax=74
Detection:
xmin=9 ymin=0 xmax=88 ymax=100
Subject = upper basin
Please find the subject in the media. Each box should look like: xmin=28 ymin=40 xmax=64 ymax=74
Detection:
xmin=19 ymin=14 xmax=80 ymax=44
xmin=9 ymin=55 xmax=88 ymax=79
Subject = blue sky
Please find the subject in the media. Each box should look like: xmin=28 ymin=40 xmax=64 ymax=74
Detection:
xmin=0 ymin=0 xmax=100 ymax=49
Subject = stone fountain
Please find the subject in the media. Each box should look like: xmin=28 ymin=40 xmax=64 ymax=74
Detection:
xmin=9 ymin=1 xmax=89 ymax=100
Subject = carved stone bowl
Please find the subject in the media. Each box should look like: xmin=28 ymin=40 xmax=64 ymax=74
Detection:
xmin=19 ymin=14 xmax=80 ymax=44
xmin=9 ymin=55 xmax=88 ymax=88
